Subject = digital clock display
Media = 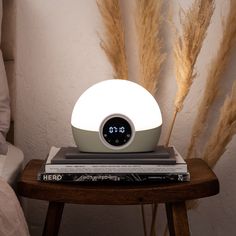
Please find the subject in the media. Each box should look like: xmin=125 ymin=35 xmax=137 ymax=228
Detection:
xmin=108 ymin=126 xmax=125 ymax=134
xmin=102 ymin=116 xmax=132 ymax=146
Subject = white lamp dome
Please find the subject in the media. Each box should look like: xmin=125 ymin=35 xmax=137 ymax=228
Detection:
xmin=71 ymin=79 xmax=162 ymax=152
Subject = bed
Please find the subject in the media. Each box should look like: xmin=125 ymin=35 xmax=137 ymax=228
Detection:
xmin=0 ymin=0 xmax=25 ymax=188
xmin=0 ymin=1 xmax=30 ymax=235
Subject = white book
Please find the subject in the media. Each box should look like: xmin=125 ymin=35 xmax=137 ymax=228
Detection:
xmin=45 ymin=146 xmax=187 ymax=174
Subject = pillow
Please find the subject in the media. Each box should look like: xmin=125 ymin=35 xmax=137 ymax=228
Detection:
xmin=0 ymin=1 xmax=10 ymax=154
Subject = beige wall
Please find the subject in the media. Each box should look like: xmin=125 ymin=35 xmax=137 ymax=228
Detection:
xmin=14 ymin=0 xmax=236 ymax=235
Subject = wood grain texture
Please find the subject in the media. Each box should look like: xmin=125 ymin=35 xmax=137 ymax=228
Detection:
xmin=166 ymin=202 xmax=190 ymax=236
xmin=17 ymin=158 xmax=219 ymax=205
xmin=42 ymin=202 xmax=64 ymax=236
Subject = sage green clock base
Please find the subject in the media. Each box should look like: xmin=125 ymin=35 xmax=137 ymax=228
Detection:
xmin=72 ymin=126 xmax=162 ymax=153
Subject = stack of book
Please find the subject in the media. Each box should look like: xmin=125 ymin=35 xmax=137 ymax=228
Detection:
xmin=38 ymin=146 xmax=190 ymax=183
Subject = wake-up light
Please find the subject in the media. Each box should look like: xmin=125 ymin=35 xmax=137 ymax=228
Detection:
xmin=71 ymin=79 xmax=162 ymax=152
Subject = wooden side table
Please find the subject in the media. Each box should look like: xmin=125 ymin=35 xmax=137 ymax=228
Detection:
xmin=17 ymin=158 xmax=219 ymax=236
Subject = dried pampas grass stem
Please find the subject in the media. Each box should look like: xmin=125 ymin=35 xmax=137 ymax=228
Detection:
xmin=165 ymin=0 xmax=215 ymax=146
xmin=150 ymin=204 xmax=158 ymax=236
xmin=141 ymin=205 xmax=147 ymax=236
xmin=187 ymin=0 xmax=236 ymax=159
xmin=135 ymin=0 xmax=166 ymax=95
xmin=97 ymin=0 xmax=128 ymax=80
xmin=135 ymin=1 xmax=166 ymax=234
xmin=203 ymin=81 xmax=236 ymax=168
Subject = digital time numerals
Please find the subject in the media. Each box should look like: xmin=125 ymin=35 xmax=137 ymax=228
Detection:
xmin=102 ymin=117 xmax=132 ymax=146
xmin=108 ymin=126 xmax=125 ymax=134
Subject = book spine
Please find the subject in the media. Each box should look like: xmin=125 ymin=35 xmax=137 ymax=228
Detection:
xmin=38 ymin=172 xmax=190 ymax=183
xmin=45 ymin=164 xmax=187 ymax=174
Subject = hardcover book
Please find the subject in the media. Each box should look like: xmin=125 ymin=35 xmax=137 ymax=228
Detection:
xmin=44 ymin=146 xmax=187 ymax=174
xmin=38 ymin=171 xmax=190 ymax=183
xmin=49 ymin=146 xmax=176 ymax=165
xmin=37 ymin=162 xmax=190 ymax=183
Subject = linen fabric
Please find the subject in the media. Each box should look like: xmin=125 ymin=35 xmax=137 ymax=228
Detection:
xmin=0 ymin=177 xmax=30 ymax=236
xmin=0 ymin=0 xmax=10 ymax=154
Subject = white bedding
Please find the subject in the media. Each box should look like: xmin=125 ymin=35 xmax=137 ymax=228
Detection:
xmin=0 ymin=177 xmax=29 ymax=236
xmin=0 ymin=144 xmax=30 ymax=236
xmin=0 ymin=1 xmax=30 ymax=235
xmin=0 ymin=143 xmax=24 ymax=186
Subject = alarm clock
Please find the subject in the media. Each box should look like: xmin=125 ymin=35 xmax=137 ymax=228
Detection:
xmin=71 ymin=79 xmax=162 ymax=152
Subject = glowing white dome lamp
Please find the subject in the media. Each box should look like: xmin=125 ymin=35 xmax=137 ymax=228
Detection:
xmin=71 ymin=79 xmax=162 ymax=153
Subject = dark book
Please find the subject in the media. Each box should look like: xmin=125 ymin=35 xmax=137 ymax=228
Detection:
xmin=49 ymin=146 xmax=176 ymax=165
xmin=38 ymin=165 xmax=190 ymax=183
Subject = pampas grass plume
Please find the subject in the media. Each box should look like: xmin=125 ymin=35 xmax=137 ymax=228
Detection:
xmin=187 ymin=0 xmax=236 ymax=159
xmin=203 ymin=81 xmax=236 ymax=168
xmin=97 ymin=0 xmax=128 ymax=80
xmin=165 ymin=0 xmax=215 ymax=146
xmin=135 ymin=0 xmax=166 ymax=95
xmin=173 ymin=0 xmax=215 ymax=112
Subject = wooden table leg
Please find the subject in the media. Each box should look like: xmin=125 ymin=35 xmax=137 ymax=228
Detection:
xmin=165 ymin=201 xmax=190 ymax=236
xmin=42 ymin=201 xmax=64 ymax=236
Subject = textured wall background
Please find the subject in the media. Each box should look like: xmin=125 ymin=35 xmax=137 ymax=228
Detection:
xmin=15 ymin=0 xmax=236 ymax=235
